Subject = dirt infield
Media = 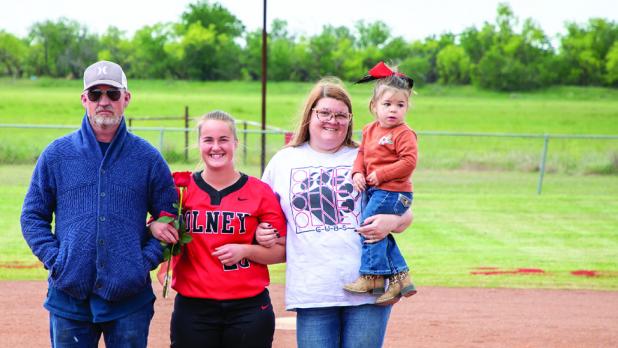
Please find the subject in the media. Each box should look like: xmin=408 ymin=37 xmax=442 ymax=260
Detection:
xmin=1 ymin=281 xmax=617 ymax=347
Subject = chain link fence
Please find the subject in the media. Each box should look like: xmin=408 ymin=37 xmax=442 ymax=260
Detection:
xmin=1 ymin=123 xmax=617 ymax=194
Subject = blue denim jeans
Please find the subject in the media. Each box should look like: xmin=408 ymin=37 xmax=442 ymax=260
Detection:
xmin=296 ymin=304 xmax=392 ymax=348
xmin=359 ymin=188 xmax=412 ymax=275
xmin=49 ymin=302 xmax=154 ymax=348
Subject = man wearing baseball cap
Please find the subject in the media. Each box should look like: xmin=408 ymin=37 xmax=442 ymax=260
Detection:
xmin=21 ymin=60 xmax=177 ymax=347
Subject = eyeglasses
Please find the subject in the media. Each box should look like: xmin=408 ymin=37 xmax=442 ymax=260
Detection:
xmin=313 ymin=108 xmax=352 ymax=123
xmin=87 ymin=89 xmax=122 ymax=102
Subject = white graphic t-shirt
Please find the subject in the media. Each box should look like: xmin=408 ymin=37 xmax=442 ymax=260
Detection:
xmin=262 ymin=143 xmax=375 ymax=310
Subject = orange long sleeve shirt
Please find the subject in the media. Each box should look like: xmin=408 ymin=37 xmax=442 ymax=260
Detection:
xmin=352 ymin=121 xmax=418 ymax=192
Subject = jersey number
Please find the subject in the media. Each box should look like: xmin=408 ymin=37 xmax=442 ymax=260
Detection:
xmin=223 ymin=258 xmax=250 ymax=271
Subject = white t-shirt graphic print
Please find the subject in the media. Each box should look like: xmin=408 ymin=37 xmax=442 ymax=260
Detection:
xmin=288 ymin=163 xmax=359 ymax=234
xmin=262 ymin=143 xmax=375 ymax=310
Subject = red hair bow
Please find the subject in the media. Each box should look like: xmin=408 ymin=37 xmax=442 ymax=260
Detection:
xmin=356 ymin=61 xmax=414 ymax=87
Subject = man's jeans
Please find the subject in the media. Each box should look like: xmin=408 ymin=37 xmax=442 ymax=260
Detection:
xmin=49 ymin=303 xmax=154 ymax=348
xmin=296 ymin=304 xmax=392 ymax=348
xmin=359 ymin=188 xmax=412 ymax=275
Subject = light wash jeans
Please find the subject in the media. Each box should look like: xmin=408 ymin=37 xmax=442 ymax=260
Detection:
xmin=296 ymin=304 xmax=392 ymax=348
xmin=360 ymin=188 xmax=412 ymax=275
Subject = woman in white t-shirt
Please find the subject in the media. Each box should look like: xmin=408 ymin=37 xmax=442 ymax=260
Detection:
xmin=258 ymin=78 xmax=413 ymax=348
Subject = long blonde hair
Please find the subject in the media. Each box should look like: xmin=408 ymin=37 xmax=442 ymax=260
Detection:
xmin=287 ymin=77 xmax=357 ymax=148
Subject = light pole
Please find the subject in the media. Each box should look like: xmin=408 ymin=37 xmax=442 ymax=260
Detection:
xmin=260 ymin=0 xmax=268 ymax=174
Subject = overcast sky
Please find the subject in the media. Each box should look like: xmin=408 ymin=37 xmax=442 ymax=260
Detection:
xmin=1 ymin=0 xmax=616 ymax=42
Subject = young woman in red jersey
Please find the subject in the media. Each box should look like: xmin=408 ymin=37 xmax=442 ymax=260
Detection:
xmin=150 ymin=110 xmax=286 ymax=348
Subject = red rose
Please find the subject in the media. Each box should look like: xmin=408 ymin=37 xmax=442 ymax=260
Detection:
xmin=172 ymin=171 xmax=192 ymax=187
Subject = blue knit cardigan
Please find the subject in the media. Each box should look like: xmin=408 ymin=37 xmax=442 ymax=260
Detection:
xmin=21 ymin=114 xmax=177 ymax=301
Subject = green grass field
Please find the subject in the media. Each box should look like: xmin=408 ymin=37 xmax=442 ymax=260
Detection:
xmin=2 ymin=164 xmax=617 ymax=290
xmin=2 ymin=78 xmax=618 ymax=174
xmin=1 ymin=79 xmax=617 ymax=290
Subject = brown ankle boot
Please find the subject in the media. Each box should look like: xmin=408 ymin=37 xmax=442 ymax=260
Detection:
xmin=343 ymin=275 xmax=385 ymax=295
xmin=376 ymin=272 xmax=417 ymax=305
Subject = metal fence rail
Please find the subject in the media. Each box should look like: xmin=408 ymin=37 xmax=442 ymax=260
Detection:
xmin=418 ymin=131 xmax=618 ymax=193
xmin=2 ymin=123 xmax=617 ymax=194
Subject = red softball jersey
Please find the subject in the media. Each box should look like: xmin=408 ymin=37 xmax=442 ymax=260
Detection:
xmin=171 ymin=172 xmax=286 ymax=300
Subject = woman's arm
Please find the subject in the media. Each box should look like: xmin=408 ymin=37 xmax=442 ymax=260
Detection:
xmin=356 ymin=209 xmax=413 ymax=244
xmin=245 ymin=243 xmax=286 ymax=264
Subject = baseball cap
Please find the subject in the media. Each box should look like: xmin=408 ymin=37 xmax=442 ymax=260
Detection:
xmin=83 ymin=60 xmax=128 ymax=91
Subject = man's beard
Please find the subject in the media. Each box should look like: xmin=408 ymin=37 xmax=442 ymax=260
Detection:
xmin=90 ymin=113 xmax=122 ymax=127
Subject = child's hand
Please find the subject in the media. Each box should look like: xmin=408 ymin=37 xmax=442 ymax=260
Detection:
xmin=352 ymin=173 xmax=366 ymax=192
xmin=366 ymin=171 xmax=380 ymax=186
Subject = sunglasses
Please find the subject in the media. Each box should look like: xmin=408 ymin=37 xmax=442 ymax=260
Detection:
xmin=87 ymin=89 xmax=122 ymax=102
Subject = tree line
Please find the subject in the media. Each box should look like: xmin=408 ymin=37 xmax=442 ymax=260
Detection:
xmin=1 ymin=1 xmax=617 ymax=91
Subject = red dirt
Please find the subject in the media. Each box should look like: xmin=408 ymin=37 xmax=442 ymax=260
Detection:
xmin=571 ymin=270 xmax=599 ymax=277
xmin=1 ymin=281 xmax=617 ymax=347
